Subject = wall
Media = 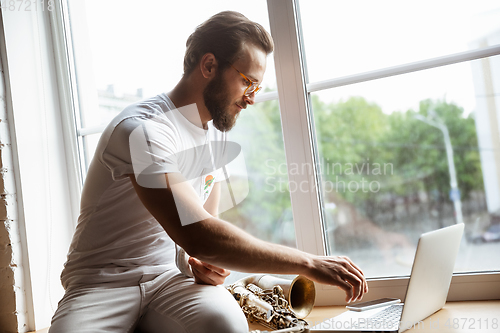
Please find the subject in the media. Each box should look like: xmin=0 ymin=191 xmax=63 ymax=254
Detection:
xmin=0 ymin=44 xmax=28 ymax=333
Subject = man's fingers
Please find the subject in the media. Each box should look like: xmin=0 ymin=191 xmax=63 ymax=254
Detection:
xmin=338 ymin=257 xmax=367 ymax=300
xmin=189 ymin=257 xmax=230 ymax=277
xmin=188 ymin=257 xmax=205 ymax=270
xmin=188 ymin=257 xmax=229 ymax=286
xmin=191 ymin=263 xmax=226 ymax=285
xmin=199 ymin=260 xmax=230 ymax=277
xmin=191 ymin=265 xmax=216 ymax=285
xmin=341 ymin=256 xmax=365 ymax=276
xmin=339 ymin=257 xmax=365 ymax=284
xmin=336 ymin=265 xmax=362 ymax=302
xmin=334 ymin=277 xmax=354 ymax=302
xmin=311 ymin=255 xmax=368 ymax=303
xmin=189 ymin=258 xmax=212 ymax=277
xmin=344 ymin=273 xmax=363 ymax=302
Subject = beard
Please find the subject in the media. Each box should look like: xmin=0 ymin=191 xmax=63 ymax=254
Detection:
xmin=203 ymin=71 xmax=242 ymax=132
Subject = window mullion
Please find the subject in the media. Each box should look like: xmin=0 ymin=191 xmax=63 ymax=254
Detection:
xmin=267 ymin=0 xmax=325 ymax=256
xmin=49 ymin=0 xmax=83 ymax=226
xmin=307 ymin=44 xmax=500 ymax=93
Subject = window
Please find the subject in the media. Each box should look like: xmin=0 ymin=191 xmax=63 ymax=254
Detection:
xmin=67 ymin=0 xmax=500 ymax=299
xmin=300 ymin=0 xmax=500 ymax=82
xmin=311 ymin=57 xmax=500 ymax=277
xmin=299 ymin=0 xmax=500 ymax=279
xmin=4 ymin=1 xmax=500 ymax=329
xmin=66 ymin=0 xmax=294 ymax=253
xmin=218 ymin=99 xmax=296 ymax=248
xmin=68 ymin=0 xmax=277 ymax=169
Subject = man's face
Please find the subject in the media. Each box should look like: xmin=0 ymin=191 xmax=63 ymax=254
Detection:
xmin=203 ymin=44 xmax=267 ymax=132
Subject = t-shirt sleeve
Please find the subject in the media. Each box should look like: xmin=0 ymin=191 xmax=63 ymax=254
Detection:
xmin=100 ymin=116 xmax=180 ymax=180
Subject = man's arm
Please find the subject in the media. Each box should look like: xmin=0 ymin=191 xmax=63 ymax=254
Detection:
xmin=203 ymin=181 xmax=221 ymax=217
xmin=130 ymin=173 xmax=368 ymax=302
xmin=190 ymin=181 xmax=229 ymax=285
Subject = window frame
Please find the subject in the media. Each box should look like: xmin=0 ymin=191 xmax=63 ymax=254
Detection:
xmin=64 ymin=0 xmax=500 ymax=305
xmin=267 ymin=0 xmax=500 ymax=305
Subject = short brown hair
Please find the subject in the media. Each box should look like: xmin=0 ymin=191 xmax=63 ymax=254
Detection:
xmin=183 ymin=11 xmax=274 ymax=75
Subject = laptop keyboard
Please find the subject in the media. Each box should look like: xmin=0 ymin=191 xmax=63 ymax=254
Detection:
xmin=369 ymin=304 xmax=403 ymax=322
xmin=351 ymin=304 xmax=403 ymax=329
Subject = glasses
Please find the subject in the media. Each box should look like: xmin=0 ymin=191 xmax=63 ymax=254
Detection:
xmin=229 ymin=64 xmax=262 ymax=97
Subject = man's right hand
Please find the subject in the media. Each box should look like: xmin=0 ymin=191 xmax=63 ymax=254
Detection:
xmin=307 ymin=255 xmax=368 ymax=303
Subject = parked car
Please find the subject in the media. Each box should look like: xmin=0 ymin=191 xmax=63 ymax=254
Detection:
xmin=470 ymin=223 xmax=500 ymax=243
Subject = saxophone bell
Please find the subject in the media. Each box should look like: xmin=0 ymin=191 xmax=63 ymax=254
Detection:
xmin=236 ymin=274 xmax=316 ymax=319
xmin=227 ymin=274 xmax=316 ymax=332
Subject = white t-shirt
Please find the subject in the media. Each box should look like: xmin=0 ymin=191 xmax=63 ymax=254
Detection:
xmin=61 ymin=93 xmax=228 ymax=289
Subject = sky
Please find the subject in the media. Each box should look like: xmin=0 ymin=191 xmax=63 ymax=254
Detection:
xmin=77 ymin=0 xmax=500 ymax=122
xmin=299 ymin=0 xmax=500 ymax=115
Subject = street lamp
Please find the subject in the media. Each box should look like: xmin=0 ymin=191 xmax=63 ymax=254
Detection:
xmin=414 ymin=113 xmax=464 ymax=224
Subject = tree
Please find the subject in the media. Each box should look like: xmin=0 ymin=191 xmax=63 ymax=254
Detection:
xmin=219 ymin=99 xmax=295 ymax=246
xmin=220 ymin=94 xmax=484 ymax=245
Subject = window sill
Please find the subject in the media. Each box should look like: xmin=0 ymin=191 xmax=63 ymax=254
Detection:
xmin=249 ymin=300 xmax=500 ymax=332
xmin=30 ymin=300 xmax=500 ymax=332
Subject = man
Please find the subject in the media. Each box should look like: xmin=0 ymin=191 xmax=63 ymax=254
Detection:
xmin=50 ymin=11 xmax=368 ymax=333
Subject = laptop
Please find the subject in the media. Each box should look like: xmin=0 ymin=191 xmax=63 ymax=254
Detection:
xmin=310 ymin=223 xmax=464 ymax=333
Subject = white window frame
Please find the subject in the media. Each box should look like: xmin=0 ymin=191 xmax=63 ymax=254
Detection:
xmin=50 ymin=0 xmax=500 ymax=308
xmin=267 ymin=0 xmax=500 ymax=305
xmin=2 ymin=0 xmax=500 ymax=330
xmin=70 ymin=0 xmax=500 ymax=306
xmin=1 ymin=3 xmax=82 ymax=330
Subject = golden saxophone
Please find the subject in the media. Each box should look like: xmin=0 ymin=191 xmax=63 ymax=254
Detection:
xmin=226 ymin=274 xmax=316 ymax=332
xmin=175 ymin=246 xmax=315 ymax=332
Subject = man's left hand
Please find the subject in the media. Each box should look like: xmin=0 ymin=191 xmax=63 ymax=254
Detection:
xmin=188 ymin=257 xmax=230 ymax=285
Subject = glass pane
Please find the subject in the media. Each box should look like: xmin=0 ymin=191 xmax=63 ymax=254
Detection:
xmin=299 ymin=0 xmax=500 ymax=82
xmin=67 ymin=0 xmax=294 ymax=271
xmin=68 ymin=0 xmax=276 ymax=131
xmin=81 ymin=100 xmax=295 ymax=253
xmin=216 ymin=100 xmax=295 ymax=285
xmin=220 ymin=99 xmax=295 ymax=247
xmin=311 ymin=55 xmax=500 ymax=278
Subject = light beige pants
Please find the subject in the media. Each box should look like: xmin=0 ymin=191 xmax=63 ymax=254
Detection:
xmin=49 ymin=269 xmax=248 ymax=333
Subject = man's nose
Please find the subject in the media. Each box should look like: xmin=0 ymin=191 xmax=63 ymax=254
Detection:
xmin=243 ymin=92 xmax=256 ymax=106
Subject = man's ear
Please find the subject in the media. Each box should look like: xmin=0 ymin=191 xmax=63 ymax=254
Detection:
xmin=199 ymin=53 xmax=218 ymax=79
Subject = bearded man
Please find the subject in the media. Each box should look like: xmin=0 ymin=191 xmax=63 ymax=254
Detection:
xmin=49 ymin=11 xmax=368 ymax=333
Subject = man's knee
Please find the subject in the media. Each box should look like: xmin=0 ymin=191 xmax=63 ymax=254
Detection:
xmin=138 ymin=300 xmax=248 ymax=333
xmin=200 ymin=301 xmax=248 ymax=333
xmin=183 ymin=286 xmax=248 ymax=333
xmin=144 ymin=282 xmax=249 ymax=333
xmin=49 ymin=286 xmax=142 ymax=333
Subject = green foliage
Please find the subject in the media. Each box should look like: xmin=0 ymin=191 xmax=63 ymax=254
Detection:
xmin=219 ymin=99 xmax=295 ymax=246
xmin=221 ymin=93 xmax=483 ymax=241
xmin=381 ymin=98 xmax=482 ymax=201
